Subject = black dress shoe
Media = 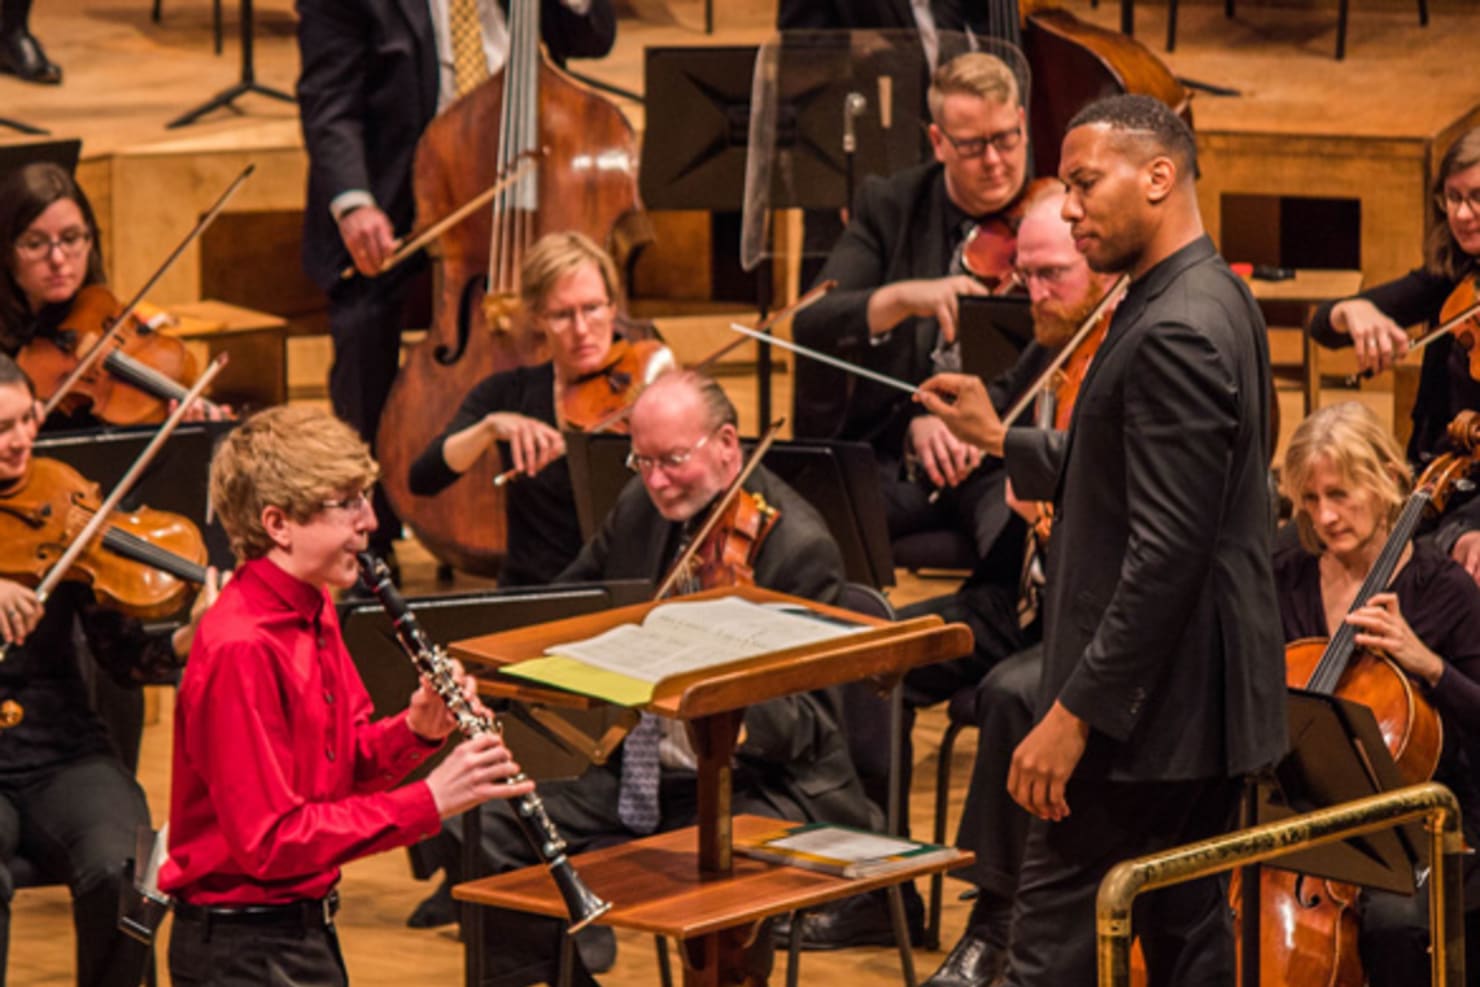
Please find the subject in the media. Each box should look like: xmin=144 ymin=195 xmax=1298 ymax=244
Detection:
xmin=0 ymin=29 xmax=61 ymax=84
xmin=921 ymin=930 xmax=1007 ymax=987
xmin=407 ymin=878 xmax=457 ymax=928
xmin=773 ymin=887 xmax=924 ymax=950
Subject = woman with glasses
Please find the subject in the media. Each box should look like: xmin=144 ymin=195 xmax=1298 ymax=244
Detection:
xmin=0 ymin=163 xmax=105 ymax=420
xmin=1307 ymin=126 xmax=1480 ymax=582
xmin=409 ymin=231 xmax=672 ymax=587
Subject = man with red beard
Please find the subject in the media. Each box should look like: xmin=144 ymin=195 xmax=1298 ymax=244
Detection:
xmin=790 ymin=191 xmax=1123 ymax=952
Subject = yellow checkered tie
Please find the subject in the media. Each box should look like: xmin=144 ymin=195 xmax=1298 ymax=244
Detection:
xmin=448 ymin=0 xmax=489 ymax=98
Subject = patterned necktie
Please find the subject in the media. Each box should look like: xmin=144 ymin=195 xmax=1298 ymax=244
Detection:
xmin=618 ymin=713 xmax=663 ymax=835
xmin=447 ymin=0 xmax=489 ymax=99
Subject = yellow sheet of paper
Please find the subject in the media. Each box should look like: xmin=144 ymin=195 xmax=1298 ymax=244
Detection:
xmin=500 ymin=655 xmax=655 ymax=706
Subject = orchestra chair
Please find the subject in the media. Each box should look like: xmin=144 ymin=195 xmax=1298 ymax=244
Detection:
xmin=1164 ymin=0 xmax=1428 ymax=59
xmin=926 ymin=684 xmax=981 ymax=951
xmin=7 ymin=853 xmax=158 ymax=987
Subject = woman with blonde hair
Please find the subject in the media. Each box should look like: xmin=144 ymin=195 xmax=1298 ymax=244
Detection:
xmin=1276 ymin=401 xmax=1480 ymax=985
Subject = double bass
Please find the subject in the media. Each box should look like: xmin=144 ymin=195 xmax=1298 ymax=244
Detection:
xmin=375 ymin=0 xmax=647 ymax=576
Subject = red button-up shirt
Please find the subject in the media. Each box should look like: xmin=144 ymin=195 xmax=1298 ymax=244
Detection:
xmin=160 ymin=557 xmax=442 ymax=905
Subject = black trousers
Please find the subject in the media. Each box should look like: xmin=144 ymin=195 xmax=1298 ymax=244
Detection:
xmin=1004 ymin=776 xmax=1242 ymax=987
xmin=0 ymin=754 xmax=151 ymax=987
xmin=877 ymin=457 xmax=1010 ymax=560
xmin=327 ymin=265 xmax=417 ymax=550
xmin=168 ymin=913 xmax=347 ymax=987
xmin=950 ymin=644 xmax=1041 ymax=906
xmin=460 ymin=763 xmax=785 ymax=987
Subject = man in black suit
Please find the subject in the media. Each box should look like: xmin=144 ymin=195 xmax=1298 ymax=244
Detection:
xmin=295 ymin=0 xmax=614 ymax=556
xmin=920 ymin=94 xmax=1285 ymax=985
xmin=791 ymin=51 xmax=1033 ymax=560
xmin=453 ymin=370 xmax=879 ymax=986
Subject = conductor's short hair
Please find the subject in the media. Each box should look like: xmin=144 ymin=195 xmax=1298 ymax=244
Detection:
xmin=1067 ymin=94 xmax=1198 ymax=180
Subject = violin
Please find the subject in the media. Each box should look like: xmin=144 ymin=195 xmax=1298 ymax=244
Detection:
xmin=681 ymin=491 xmax=780 ymax=594
xmin=1346 ymin=275 xmax=1480 ymax=386
xmin=17 ymin=285 xmax=222 ymax=426
xmin=956 ymin=178 xmax=1063 ymax=292
xmin=557 ymin=338 xmax=675 ymax=433
xmin=491 ymin=334 xmax=675 ymax=488
xmin=0 ymin=457 xmax=207 ymax=619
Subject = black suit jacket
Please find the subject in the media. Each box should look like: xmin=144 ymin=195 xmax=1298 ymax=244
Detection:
xmin=558 ymin=466 xmax=878 ymax=829
xmin=775 ymin=0 xmax=974 ymax=31
xmin=295 ymin=0 xmax=616 ymax=290
xmin=792 ymin=162 xmax=959 ymax=451
xmin=1004 ymin=236 xmax=1286 ymax=782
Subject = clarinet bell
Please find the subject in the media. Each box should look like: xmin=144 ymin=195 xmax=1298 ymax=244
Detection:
xmin=553 ymin=863 xmax=612 ymax=933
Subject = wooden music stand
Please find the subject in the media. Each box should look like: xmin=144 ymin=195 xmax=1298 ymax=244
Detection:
xmin=449 ymin=585 xmax=975 ymax=987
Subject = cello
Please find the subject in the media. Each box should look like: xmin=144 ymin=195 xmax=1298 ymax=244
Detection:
xmin=375 ymin=0 xmax=647 ymax=576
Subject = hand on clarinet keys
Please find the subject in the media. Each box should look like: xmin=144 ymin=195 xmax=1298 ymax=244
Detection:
xmin=426 ymin=733 xmax=535 ymax=818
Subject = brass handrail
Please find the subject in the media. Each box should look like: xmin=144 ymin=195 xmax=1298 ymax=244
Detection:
xmin=1096 ymin=781 xmax=1466 ymax=987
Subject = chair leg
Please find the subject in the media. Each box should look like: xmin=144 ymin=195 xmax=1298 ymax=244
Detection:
xmin=655 ymin=935 xmax=674 ymax=987
xmin=786 ymin=910 xmax=805 ymax=987
xmin=1335 ymin=0 xmax=1348 ymax=59
xmin=150 ymin=0 xmax=162 ymax=24
xmin=1165 ymin=0 xmax=1178 ymax=52
xmin=213 ymin=0 xmax=223 ymax=55
xmin=1225 ymin=0 xmax=1234 ymax=18
xmin=887 ymin=884 xmax=919 ymax=987
xmin=1417 ymin=0 xmax=1428 ymax=27
xmin=927 ymin=721 xmax=965 ymax=952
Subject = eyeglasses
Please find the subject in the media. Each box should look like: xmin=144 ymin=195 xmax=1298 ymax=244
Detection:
xmin=938 ymin=125 xmax=1024 ymax=160
xmin=320 ymin=488 xmax=374 ymax=516
xmin=1436 ymin=188 xmax=1480 ymax=216
xmin=1014 ymin=263 xmax=1076 ymax=286
xmin=14 ymin=228 xmax=92 ymax=262
xmin=541 ymin=301 xmax=612 ymax=331
xmin=625 ymin=428 xmax=718 ymax=474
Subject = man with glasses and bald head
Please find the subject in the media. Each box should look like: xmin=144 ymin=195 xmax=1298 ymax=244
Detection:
xmin=441 ymin=369 xmax=880 ymax=987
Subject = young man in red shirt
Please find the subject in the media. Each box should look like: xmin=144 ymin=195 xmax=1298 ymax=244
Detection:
xmin=160 ymin=405 xmax=533 ymax=986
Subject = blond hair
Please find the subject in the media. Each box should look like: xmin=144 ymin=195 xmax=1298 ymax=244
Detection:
xmin=1282 ymin=402 xmax=1411 ymax=554
xmin=927 ymin=52 xmax=1020 ymax=123
xmin=209 ymin=405 xmax=379 ymax=560
xmin=519 ymin=231 xmax=620 ymax=314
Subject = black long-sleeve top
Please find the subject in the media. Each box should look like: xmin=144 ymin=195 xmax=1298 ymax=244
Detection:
xmin=1273 ymin=538 xmax=1480 ymax=900
xmin=408 ymin=362 xmax=580 ymax=586
xmin=1307 ymin=268 xmax=1480 ymax=560
xmin=0 ymin=582 xmax=179 ymax=779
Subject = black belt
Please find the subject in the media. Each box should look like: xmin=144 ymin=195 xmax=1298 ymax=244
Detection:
xmin=173 ymin=890 xmax=339 ymax=929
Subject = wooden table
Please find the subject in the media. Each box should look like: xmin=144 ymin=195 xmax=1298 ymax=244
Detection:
xmin=163 ymin=299 xmax=288 ymax=410
xmin=449 ymin=585 xmax=974 ymax=986
xmin=454 ymin=815 xmax=972 ymax=986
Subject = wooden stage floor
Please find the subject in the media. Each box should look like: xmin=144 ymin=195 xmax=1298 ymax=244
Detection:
xmin=3 ymin=0 xmax=1478 ymax=983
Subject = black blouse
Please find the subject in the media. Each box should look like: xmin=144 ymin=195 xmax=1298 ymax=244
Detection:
xmin=1273 ymin=539 xmax=1480 ymax=859
xmin=408 ymin=362 xmax=582 ymax=586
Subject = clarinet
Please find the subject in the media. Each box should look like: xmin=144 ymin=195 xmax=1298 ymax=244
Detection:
xmin=356 ymin=553 xmax=611 ymax=931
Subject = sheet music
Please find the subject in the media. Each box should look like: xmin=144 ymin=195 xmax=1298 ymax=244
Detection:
xmin=547 ymin=597 xmax=860 ymax=684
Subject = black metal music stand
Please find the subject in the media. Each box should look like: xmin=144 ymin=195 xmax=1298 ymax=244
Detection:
xmin=1237 ymin=689 xmax=1426 ymax=987
xmin=640 ymin=34 xmax=955 ymax=425
xmin=0 ymin=114 xmax=47 ymax=136
xmin=167 ymin=0 xmax=293 ymax=128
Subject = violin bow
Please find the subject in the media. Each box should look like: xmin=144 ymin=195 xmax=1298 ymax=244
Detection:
xmin=1343 ymin=287 xmax=1480 ymax=387
xmin=999 ymin=274 xmax=1128 ymax=428
xmin=654 ymin=417 xmax=786 ymax=600
xmin=2 ymin=354 xmax=227 ymax=661
xmin=339 ymin=152 xmax=542 ymax=281
xmin=491 ymin=281 xmax=838 ymax=488
xmin=41 ymin=165 xmax=254 ymax=421
xmin=724 ymin=323 xmax=920 ymax=398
